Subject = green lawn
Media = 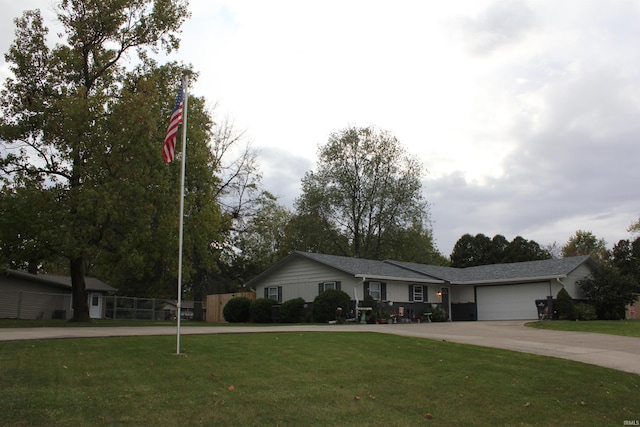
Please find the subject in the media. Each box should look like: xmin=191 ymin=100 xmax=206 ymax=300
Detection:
xmin=0 ymin=318 xmax=210 ymax=328
xmin=526 ymin=319 xmax=640 ymax=337
xmin=1 ymin=332 xmax=638 ymax=426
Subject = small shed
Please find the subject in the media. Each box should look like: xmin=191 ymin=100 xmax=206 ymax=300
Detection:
xmin=0 ymin=269 xmax=117 ymax=320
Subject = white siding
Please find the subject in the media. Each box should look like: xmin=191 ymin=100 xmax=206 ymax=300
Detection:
xmin=451 ymin=285 xmax=475 ymax=303
xmin=254 ymin=258 xmax=441 ymax=304
xmin=255 ymin=257 xmax=360 ymax=302
xmin=563 ymin=263 xmax=592 ymax=299
xmin=476 ymin=282 xmax=552 ymax=321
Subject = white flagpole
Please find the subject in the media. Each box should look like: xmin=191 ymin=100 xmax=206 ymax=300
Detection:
xmin=176 ymin=69 xmax=191 ymax=355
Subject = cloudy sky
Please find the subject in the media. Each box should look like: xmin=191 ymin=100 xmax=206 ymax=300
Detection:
xmin=2 ymin=0 xmax=640 ymax=257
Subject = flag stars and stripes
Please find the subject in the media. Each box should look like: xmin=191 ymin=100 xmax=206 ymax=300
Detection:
xmin=163 ymin=82 xmax=184 ymax=163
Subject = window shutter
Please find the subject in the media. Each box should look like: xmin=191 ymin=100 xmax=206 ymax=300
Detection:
xmin=278 ymin=286 xmax=283 ymax=303
xmin=364 ymin=281 xmax=370 ymax=297
xmin=264 ymin=288 xmax=268 ymax=299
xmin=318 ymin=283 xmax=324 ymax=295
xmin=409 ymin=285 xmax=414 ymax=302
xmin=423 ymin=286 xmax=428 ymax=302
xmin=381 ymin=283 xmax=387 ymax=300
xmin=336 ymin=281 xmax=341 ymax=291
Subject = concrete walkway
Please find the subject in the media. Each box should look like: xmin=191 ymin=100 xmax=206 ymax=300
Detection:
xmin=1 ymin=321 xmax=639 ymax=375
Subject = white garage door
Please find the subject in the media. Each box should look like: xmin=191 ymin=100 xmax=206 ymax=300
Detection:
xmin=476 ymin=282 xmax=550 ymax=321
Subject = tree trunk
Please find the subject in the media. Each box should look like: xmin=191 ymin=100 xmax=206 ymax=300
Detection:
xmin=70 ymin=257 xmax=91 ymax=322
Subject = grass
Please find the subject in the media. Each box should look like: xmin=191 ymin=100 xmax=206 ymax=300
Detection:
xmin=0 ymin=319 xmax=314 ymax=328
xmin=1 ymin=332 xmax=638 ymax=426
xmin=0 ymin=319 xmax=211 ymax=328
xmin=527 ymin=319 xmax=640 ymax=337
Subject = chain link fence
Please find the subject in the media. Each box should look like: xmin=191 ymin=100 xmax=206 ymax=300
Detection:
xmin=103 ymin=296 xmax=205 ymax=321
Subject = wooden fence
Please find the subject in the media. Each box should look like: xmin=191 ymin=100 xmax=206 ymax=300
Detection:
xmin=206 ymin=291 xmax=256 ymax=323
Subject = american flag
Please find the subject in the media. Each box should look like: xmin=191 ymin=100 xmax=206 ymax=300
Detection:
xmin=163 ymin=82 xmax=184 ymax=163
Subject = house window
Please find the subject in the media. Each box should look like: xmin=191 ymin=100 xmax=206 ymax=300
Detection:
xmin=412 ymin=285 xmax=424 ymax=302
xmin=322 ymin=282 xmax=336 ymax=291
xmin=265 ymin=286 xmax=282 ymax=302
xmin=318 ymin=281 xmax=341 ymax=294
xmin=369 ymin=282 xmax=381 ymax=300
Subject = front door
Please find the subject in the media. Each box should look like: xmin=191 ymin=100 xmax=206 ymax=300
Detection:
xmin=441 ymin=288 xmax=450 ymax=321
xmin=89 ymin=292 xmax=102 ymax=319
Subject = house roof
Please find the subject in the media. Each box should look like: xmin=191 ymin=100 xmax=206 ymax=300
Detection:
xmin=245 ymin=251 xmax=596 ymax=287
xmin=5 ymin=269 xmax=117 ymax=292
xmin=298 ymin=252 xmax=445 ymax=283
xmin=387 ymin=255 xmax=596 ymax=284
xmin=245 ymin=251 xmax=445 ymax=287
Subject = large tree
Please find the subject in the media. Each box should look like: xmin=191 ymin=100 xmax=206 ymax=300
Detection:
xmin=450 ymin=233 xmax=550 ymax=267
xmin=294 ymin=126 xmax=437 ymax=261
xmin=0 ymin=1 xmax=189 ymax=321
xmin=450 ymin=233 xmax=493 ymax=267
xmin=232 ymin=193 xmax=292 ymax=281
xmin=562 ymin=230 xmax=609 ymax=264
xmin=502 ymin=236 xmax=551 ymax=263
xmin=611 ymin=237 xmax=640 ymax=282
xmin=92 ymin=65 xmax=228 ymax=304
xmin=578 ymin=264 xmax=638 ymax=320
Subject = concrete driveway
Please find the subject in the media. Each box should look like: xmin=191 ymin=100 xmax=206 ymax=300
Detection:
xmin=1 ymin=321 xmax=638 ymax=375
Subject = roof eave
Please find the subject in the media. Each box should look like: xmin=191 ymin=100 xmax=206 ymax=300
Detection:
xmin=355 ymin=274 xmax=444 ymax=284
xmin=453 ymin=274 xmax=567 ymax=285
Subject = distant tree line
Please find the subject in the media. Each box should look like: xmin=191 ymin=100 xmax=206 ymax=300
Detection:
xmin=449 ymin=234 xmax=551 ymax=267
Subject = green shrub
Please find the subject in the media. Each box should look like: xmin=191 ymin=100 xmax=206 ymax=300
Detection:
xmin=250 ymin=298 xmax=278 ymax=323
xmin=574 ymin=303 xmax=597 ymax=321
xmin=223 ymin=297 xmax=251 ymax=323
xmin=312 ymin=289 xmax=351 ymax=323
xmin=429 ymin=305 xmax=448 ymax=322
xmin=556 ymin=288 xmax=576 ymax=320
xmin=280 ymin=297 xmax=306 ymax=323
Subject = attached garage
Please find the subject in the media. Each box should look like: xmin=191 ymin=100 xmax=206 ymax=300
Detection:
xmin=475 ymin=282 xmax=552 ymax=321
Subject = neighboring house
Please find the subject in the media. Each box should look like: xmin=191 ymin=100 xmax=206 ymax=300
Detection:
xmin=0 ymin=269 xmax=117 ymax=320
xmin=246 ymin=251 xmax=597 ymax=321
xmin=162 ymin=300 xmax=206 ymax=321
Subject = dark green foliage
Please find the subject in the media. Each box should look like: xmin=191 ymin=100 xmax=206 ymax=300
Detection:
xmin=0 ymin=1 xmax=192 ymax=319
xmin=612 ymin=237 xmax=640 ymax=283
xmin=279 ymin=297 xmax=306 ymax=323
xmin=223 ymin=297 xmax=251 ymax=323
xmin=429 ymin=305 xmax=448 ymax=322
xmin=502 ymin=236 xmax=551 ymax=263
xmin=574 ymin=303 xmax=597 ymax=321
xmin=450 ymin=233 xmax=551 ymax=267
xmin=578 ymin=265 xmax=639 ymax=320
xmin=450 ymin=233 xmax=490 ymax=267
xmin=312 ymin=289 xmax=351 ymax=323
xmin=555 ymin=288 xmax=576 ymax=320
xmin=250 ymin=298 xmax=277 ymax=323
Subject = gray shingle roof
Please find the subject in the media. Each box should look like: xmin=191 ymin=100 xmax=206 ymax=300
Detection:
xmin=6 ymin=269 xmax=117 ymax=292
xmin=245 ymin=251 xmax=596 ymax=287
xmin=297 ymin=252 xmax=442 ymax=283
xmin=387 ymin=255 xmax=595 ymax=284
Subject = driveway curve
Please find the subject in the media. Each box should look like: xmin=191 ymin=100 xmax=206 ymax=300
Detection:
xmin=1 ymin=321 xmax=638 ymax=375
